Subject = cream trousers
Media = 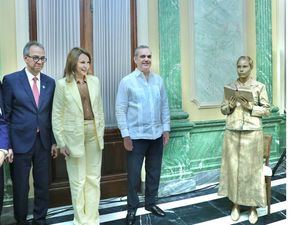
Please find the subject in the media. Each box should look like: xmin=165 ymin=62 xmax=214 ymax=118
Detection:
xmin=66 ymin=120 xmax=102 ymax=225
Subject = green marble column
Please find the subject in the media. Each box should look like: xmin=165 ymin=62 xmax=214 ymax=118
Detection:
xmin=158 ymin=0 xmax=188 ymax=120
xmin=255 ymin=1 xmax=286 ymax=164
xmin=158 ymin=0 xmax=193 ymax=183
xmin=255 ymin=0 xmax=273 ymax=103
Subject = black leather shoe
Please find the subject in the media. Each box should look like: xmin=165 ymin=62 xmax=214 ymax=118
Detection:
xmin=126 ymin=210 xmax=136 ymax=225
xmin=31 ymin=219 xmax=48 ymax=225
xmin=145 ymin=205 xmax=166 ymax=217
xmin=31 ymin=220 xmax=48 ymax=225
xmin=16 ymin=220 xmax=30 ymax=225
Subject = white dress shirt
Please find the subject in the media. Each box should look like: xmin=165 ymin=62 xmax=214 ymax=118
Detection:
xmin=116 ymin=69 xmax=170 ymax=140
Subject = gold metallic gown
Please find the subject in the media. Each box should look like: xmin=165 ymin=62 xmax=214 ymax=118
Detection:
xmin=218 ymin=79 xmax=270 ymax=207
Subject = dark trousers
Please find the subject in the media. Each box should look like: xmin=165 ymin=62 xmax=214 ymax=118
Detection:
xmin=0 ymin=166 xmax=3 ymax=216
xmin=127 ymin=136 xmax=163 ymax=211
xmin=10 ymin=134 xmax=50 ymax=225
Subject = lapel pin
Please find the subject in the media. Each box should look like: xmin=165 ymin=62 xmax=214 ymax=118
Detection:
xmin=42 ymin=85 xmax=45 ymax=89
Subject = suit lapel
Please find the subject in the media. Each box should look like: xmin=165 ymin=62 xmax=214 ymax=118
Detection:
xmin=19 ymin=70 xmax=37 ymax=109
xmin=68 ymin=79 xmax=83 ymax=112
xmin=86 ymin=76 xmax=96 ymax=107
xmin=38 ymin=74 xmax=48 ymax=109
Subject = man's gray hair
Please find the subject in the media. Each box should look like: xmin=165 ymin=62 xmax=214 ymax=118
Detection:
xmin=134 ymin=45 xmax=150 ymax=57
xmin=23 ymin=41 xmax=45 ymax=56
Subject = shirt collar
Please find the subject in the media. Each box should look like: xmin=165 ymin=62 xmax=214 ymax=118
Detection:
xmin=236 ymin=77 xmax=255 ymax=87
xmin=76 ymin=75 xmax=87 ymax=84
xmin=134 ymin=68 xmax=153 ymax=78
xmin=25 ymin=68 xmax=41 ymax=81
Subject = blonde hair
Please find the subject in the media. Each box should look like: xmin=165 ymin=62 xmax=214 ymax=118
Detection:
xmin=63 ymin=47 xmax=92 ymax=82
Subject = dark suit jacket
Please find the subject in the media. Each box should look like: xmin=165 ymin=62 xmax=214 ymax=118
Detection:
xmin=0 ymin=83 xmax=8 ymax=150
xmin=2 ymin=69 xmax=56 ymax=153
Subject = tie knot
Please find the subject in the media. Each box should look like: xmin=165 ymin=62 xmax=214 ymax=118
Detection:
xmin=33 ymin=77 xmax=38 ymax=83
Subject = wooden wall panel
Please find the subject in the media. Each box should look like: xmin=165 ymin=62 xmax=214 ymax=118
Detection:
xmin=101 ymin=128 xmax=128 ymax=198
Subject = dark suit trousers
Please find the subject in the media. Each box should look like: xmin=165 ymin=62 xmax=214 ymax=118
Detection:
xmin=0 ymin=166 xmax=3 ymax=216
xmin=10 ymin=133 xmax=50 ymax=225
xmin=127 ymin=136 xmax=163 ymax=211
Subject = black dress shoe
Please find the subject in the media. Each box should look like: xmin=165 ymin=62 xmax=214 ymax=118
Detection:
xmin=145 ymin=205 xmax=166 ymax=217
xmin=31 ymin=220 xmax=48 ymax=225
xmin=16 ymin=220 xmax=30 ymax=225
xmin=126 ymin=210 xmax=136 ymax=225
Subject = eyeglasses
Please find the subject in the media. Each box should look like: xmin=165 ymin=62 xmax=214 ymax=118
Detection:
xmin=27 ymin=55 xmax=47 ymax=63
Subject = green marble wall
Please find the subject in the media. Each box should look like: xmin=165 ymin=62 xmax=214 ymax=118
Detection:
xmin=263 ymin=110 xmax=286 ymax=162
xmin=189 ymin=120 xmax=224 ymax=173
xmin=161 ymin=113 xmax=285 ymax=183
xmin=161 ymin=123 xmax=194 ymax=181
xmin=193 ymin=0 xmax=244 ymax=106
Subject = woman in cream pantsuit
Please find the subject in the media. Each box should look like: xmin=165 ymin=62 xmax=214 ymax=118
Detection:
xmin=52 ymin=47 xmax=104 ymax=225
xmin=218 ymin=56 xmax=270 ymax=224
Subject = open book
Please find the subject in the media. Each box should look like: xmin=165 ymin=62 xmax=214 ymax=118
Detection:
xmin=224 ymin=85 xmax=254 ymax=102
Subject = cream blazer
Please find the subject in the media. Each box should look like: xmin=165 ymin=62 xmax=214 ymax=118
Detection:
xmin=52 ymin=75 xmax=105 ymax=157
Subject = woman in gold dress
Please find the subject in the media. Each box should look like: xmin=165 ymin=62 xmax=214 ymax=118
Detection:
xmin=218 ymin=56 xmax=270 ymax=224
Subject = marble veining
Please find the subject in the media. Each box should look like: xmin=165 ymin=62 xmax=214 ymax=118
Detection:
xmin=192 ymin=0 xmax=245 ymax=106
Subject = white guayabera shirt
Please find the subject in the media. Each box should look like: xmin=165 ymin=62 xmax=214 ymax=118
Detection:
xmin=116 ymin=69 xmax=170 ymax=140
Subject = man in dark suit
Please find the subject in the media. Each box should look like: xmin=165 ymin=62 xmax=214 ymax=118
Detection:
xmin=2 ymin=41 xmax=57 ymax=225
xmin=0 ymin=82 xmax=12 ymax=223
